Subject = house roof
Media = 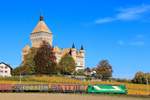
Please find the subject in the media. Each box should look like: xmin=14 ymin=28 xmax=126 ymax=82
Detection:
xmin=0 ymin=62 xmax=13 ymax=70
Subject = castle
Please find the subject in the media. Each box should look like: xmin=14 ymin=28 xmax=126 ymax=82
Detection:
xmin=22 ymin=16 xmax=85 ymax=71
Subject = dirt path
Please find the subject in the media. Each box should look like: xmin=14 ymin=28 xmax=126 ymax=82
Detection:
xmin=0 ymin=93 xmax=149 ymax=100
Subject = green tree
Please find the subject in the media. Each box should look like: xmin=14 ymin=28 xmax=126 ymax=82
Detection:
xmin=12 ymin=48 xmax=38 ymax=75
xmin=58 ymin=54 xmax=76 ymax=75
xmin=12 ymin=65 xmax=32 ymax=75
xmin=34 ymin=41 xmax=56 ymax=75
xmin=96 ymin=60 xmax=113 ymax=80
xmin=12 ymin=66 xmax=22 ymax=75
xmin=133 ymin=71 xmax=145 ymax=84
xmin=22 ymin=47 xmax=38 ymax=74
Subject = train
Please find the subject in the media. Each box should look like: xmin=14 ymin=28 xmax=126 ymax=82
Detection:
xmin=0 ymin=83 xmax=127 ymax=94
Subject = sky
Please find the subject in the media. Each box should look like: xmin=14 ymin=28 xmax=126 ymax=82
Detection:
xmin=0 ymin=0 xmax=150 ymax=79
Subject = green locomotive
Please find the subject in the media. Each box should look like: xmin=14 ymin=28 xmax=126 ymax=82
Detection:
xmin=87 ymin=84 xmax=127 ymax=94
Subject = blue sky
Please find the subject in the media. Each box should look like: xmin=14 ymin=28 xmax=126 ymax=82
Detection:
xmin=0 ymin=0 xmax=150 ymax=78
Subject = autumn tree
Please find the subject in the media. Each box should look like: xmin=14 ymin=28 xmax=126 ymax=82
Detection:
xmin=96 ymin=60 xmax=113 ymax=80
xmin=58 ymin=54 xmax=76 ymax=75
xmin=132 ymin=71 xmax=150 ymax=84
xmin=34 ymin=41 xmax=56 ymax=75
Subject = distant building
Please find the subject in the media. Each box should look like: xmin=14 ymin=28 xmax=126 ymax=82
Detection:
xmin=22 ymin=16 xmax=85 ymax=71
xmin=0 ymin=62 xmax=12 ymax=77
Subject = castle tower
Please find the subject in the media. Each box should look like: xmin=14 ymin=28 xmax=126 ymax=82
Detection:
xmin=76 ymin=45 xmax=85 ymax=71
xmin=80 ymin=45 xmax=85 ymax=57
xmin=30 ymin=16 xmax=53 ymax=48
xmin=71 ymin=43 xmax=77 ymax=60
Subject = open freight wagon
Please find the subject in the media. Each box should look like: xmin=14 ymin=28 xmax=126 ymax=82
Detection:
xmin=50 ymin=84 xmax=87 ymax=93
xmin=87 ymin=84 xmax=127 ymax=94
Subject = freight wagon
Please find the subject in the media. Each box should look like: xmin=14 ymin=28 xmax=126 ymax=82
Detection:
xmin=13 ymin=84 xmax=49 ymax=92
xmin=0 ymin=84 xmax=14 ymax=92
xmin=50 ymin=84 xmax=87 ymax=93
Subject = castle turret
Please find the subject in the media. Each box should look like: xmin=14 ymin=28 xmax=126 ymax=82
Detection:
xmin=71 ymin=43 xmax=77 ymax=60
xmin=30 ymin=16 xmax=53 ymax=48
xmin=72 ymin=43 xmax=75 ymax=49
xmin=80 ymin=45 xmax=85 ymax=57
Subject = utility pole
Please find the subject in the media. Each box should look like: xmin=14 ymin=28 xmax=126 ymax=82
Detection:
xmin=146 ymin=74 xmax=149 ymax=95
xmin=19 ymin=72 xmax=22 ymax=84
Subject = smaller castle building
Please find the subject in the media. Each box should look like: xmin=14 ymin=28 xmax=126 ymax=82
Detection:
xmin=22 ymin=16 xmax=85 ymax=71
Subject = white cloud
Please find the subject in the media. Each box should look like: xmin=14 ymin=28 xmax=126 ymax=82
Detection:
xmin=95 ymin=4 xmax=150 ymax=24
xmin=129 ymin=34 xmax=145 ymax=46
xmin=117 ymin=34 xmax=145 ymax=47
xmin=136 ymin=34 xmax=144 ymax=38
xmin=117 ymin=40 xmax=145 ymax=47
xmin=95 ymin=17 xmax=115 ymax=24
xmin=129 ymin=41 xmax=145 ymax=46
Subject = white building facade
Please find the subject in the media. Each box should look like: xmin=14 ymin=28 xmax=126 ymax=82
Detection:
xmin=0 ymin=62 xmax=12 ymax=77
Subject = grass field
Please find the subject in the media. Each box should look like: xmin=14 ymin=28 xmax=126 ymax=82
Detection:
xmin=0 ymin=76 xmax=150 ymax=96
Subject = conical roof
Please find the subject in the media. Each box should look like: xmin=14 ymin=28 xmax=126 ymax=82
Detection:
xmin=32 ymin=16 xmax=52 ymax=34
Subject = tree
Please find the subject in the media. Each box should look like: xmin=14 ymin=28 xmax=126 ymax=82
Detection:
xmin=12 ymin=66 xmax=22 ymax=76
xmin=12 ymin=65 xmax=32 ymax=75
xmin=96 ymin=60 xmax=113 ymax=80
xmin=132 ymin=71 xmax=145 ymax=84
xmin=84 ymin=67 xmax=91 ymax=76
xmin=132 ymin=71 xmax=150 ymax=84
xmin=22 ymin=47 xmax=38 ymax=74
xmin=12 ymin=48 xmax=38 ymax=75
xmin=34 ymin=41 xmax=56 ymax=75
xmin=85 ymin=67 xmax=91 ymax=73
xmin=58 ymin=54 xmax=76 ymax=75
